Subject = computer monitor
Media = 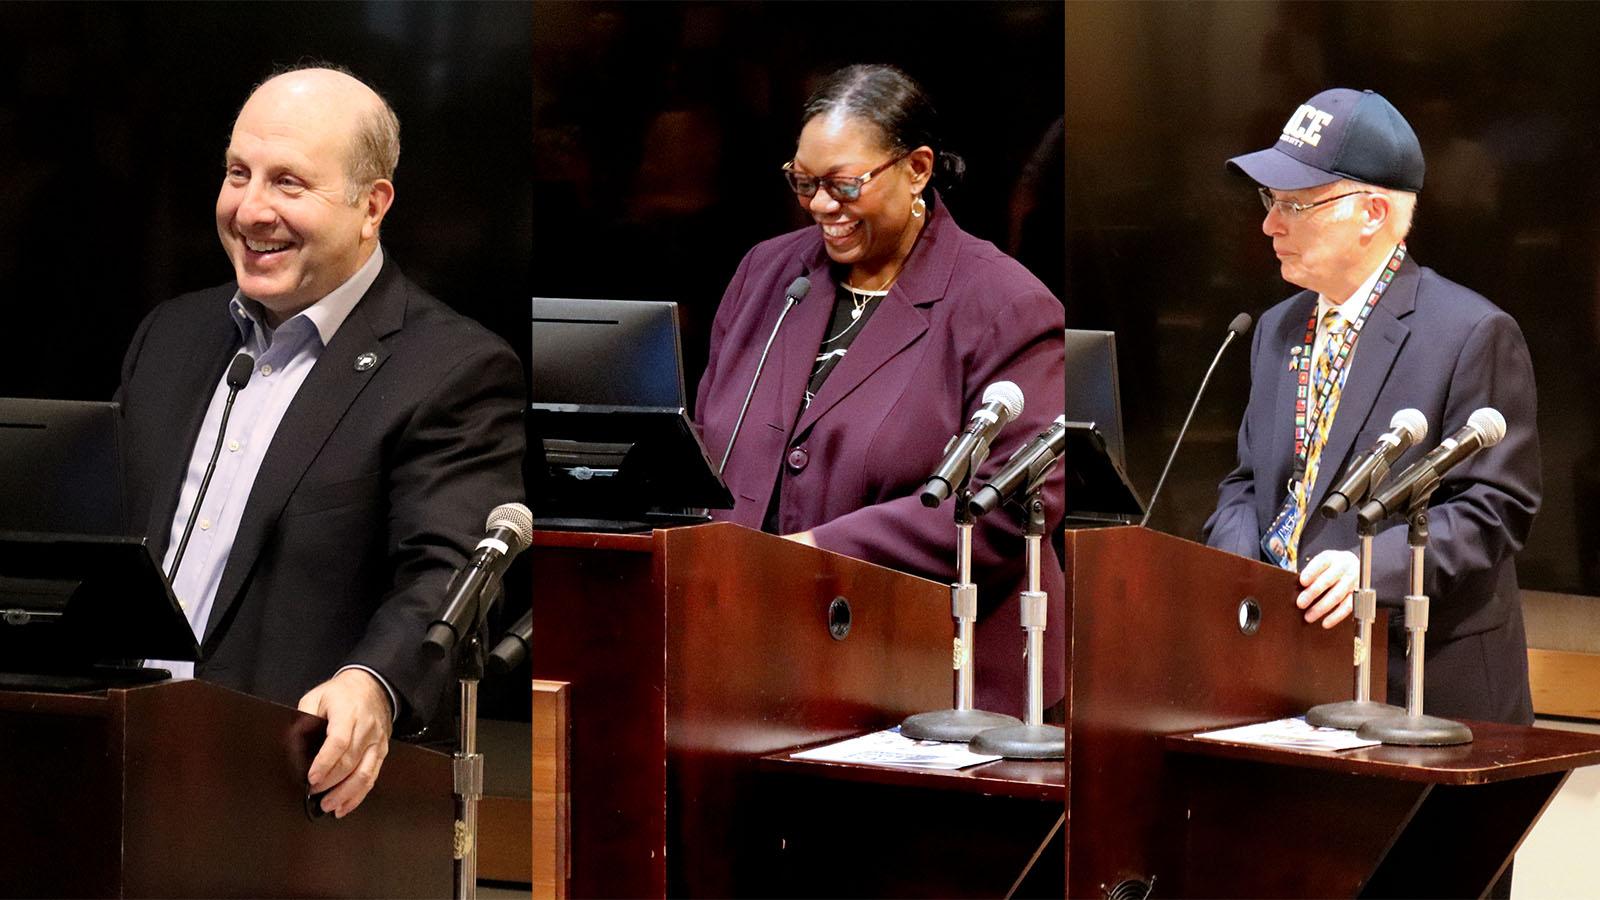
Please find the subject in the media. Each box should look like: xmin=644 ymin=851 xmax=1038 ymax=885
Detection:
xmin=1063 ymin=329 xmax=1128 ymax=473
xmin=0 ymin=398 xmax=127 ymax=536
xmin=0 ymin=398 xmax=200 ymax=684
xmin=529 ymin=298 xmax=733 ymax=530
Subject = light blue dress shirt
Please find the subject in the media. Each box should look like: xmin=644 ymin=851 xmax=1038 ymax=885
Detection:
xmin=150 ymin=246 xmax=396 ymax=715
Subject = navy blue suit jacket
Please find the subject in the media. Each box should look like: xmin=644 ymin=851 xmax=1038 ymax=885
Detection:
xmin=1204 ymin=256 xmax=1540 ymax=724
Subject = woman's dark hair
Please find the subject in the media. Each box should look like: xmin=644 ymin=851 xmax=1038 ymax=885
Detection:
xmin=801 ymin=64 xmax=966 ymax=192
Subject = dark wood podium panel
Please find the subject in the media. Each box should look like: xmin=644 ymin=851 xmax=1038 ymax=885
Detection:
xmin=0 ymin=678 xmax=452 ymax=899
xmin=530 ymin=522 xmax=951 ymax=898
xmin=1165 ymin=722 xmax=1600 ymax=898
xmin=756 ymin=752 xmax=1065 ymax=898
xmin=1065 ymin=526 xmax=1383 ymax=899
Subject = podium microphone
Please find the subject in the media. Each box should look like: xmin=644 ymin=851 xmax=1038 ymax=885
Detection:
xmin=919 ymin=381 xmax=1025 ymax=507
xmin=970 ymin=415 xmax=1066 ymax=516
xmin=423 ymin=502 xmax=535 ymax=660
xmin=168 ymin=351 xmax=255 ymax=583
xmin=487 ymin=608 xmax=532 ymax=677
xmin=1320 ymin=408 xmax=1428 ymax=519
xmin=717 ymin=275 xmax=811 ymax=476
xmin=1356 ymin=408 xmax=1506 ymax=528
xmin=1140 ymin=313 xmax=1252 ymax=527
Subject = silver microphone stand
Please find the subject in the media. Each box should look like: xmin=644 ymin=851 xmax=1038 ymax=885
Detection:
xmin=1357 ymin=502 xmax=1472 ymax=746
xmin=1305 ymin=521 xmax=1402 ymax=729
xmin=902 ymin=485 xmax=1021 ymax=742
xmin=971 ymin=477 xmax=1064 ymax=759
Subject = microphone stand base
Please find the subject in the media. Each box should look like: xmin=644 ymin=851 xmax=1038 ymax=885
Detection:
xmin=969 ymin=723 xmax=1065 ymax=759
xmin=901 ymin=707 xmax=1021 ymax=743
xmin=1358 ymin=712 xmax=1473 ymax=746
xmin=1305 ymin=699 xmax=1404 ymax=731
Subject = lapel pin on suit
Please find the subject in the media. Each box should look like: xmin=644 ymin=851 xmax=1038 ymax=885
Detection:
xmin=354 ymin=351 xmax=378 ymax=372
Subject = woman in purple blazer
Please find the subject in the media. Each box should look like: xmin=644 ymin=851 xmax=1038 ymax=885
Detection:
xmin=694 ymin=65 xmax=1066 ymax=716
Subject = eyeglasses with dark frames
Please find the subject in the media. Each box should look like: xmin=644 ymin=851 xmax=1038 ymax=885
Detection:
xmin=783 ymin=151 xmax=912 ymax=202
xmin=1258 ymin=187 xmax=1374 ymax=218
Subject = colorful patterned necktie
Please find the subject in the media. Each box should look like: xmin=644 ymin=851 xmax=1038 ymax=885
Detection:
xmin=1262 ymin=308 xmax=1351 ymax=568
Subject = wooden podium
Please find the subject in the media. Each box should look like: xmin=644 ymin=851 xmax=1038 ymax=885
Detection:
xmin=535 ymin=523 xmax=1600 ymax=897
xmin=0 ymin=678 xmax=453 ymax=898
xmin=529 ymin=522 xmax=952 ymax=897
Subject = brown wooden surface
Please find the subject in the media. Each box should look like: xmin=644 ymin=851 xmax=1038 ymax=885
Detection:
xmin=479 ymin=716 xmax=535 ymax=886
xmin=1175 ymin=754 xmax=1569 ymax=898
xmin=1167 ymin=719 xmax=1600 ymax=785
xmin=0 ymin=678 xmax=452 ymax=898
xmin=1065 ymin=526 xmax=1381 ymax=899
xmin=1528 ymin=647 xmax=1600 ymax=719
xmin=758 ymin=763 xmax=1066 ymax=899
xmin=531 ymin=679 xmax=569 ymax=899
xmin=529 ymin=522 xmax=949 ymax=898
xmin=530 ymin=533 xmax=663 ymax=898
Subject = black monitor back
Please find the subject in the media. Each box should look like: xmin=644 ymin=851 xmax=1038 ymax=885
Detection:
xmin=0 ymin=398 xmax=127 ymax=536
xmin=530 ymin=297 xmax=684 ymax=411
xmin=1063 ymin=329 xmax=1127 ymax=473
xmin=528 ymin=298 xmax=732 ymax=529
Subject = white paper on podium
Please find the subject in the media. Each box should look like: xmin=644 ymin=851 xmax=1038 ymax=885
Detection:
xmin=1193 ymin=716 xmax=1381 ymax=752
xmin=790 ymin=727 xmax=1003 ymax=769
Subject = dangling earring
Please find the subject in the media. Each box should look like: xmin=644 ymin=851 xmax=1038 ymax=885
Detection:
xmin=911 ymin=195 xmax=926 ymax=219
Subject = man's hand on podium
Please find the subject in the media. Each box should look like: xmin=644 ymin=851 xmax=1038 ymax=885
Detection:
xmin=298 ymin=668 xmax=394 ymax=818
xmin=784 ymin=531 xmax=817 ymax=547
xmin=1297 ymin=549 xmax=1358 ymax=629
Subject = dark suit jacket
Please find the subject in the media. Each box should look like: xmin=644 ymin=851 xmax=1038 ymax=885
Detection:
xmin=1204 ymin=256 xmax=1541 ymax=724
xmin=117 ymin=259 xmax=526 ymax=730
xmin=695 ymin=197 xmax=1066 ymax=715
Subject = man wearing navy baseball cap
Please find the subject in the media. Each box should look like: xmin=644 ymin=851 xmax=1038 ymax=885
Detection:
xmin=1204 ymin=90 xmax=1542 ymax=739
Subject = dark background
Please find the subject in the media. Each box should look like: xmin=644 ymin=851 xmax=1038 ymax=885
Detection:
xmin=0 ymin=1 xmax=533 ymax=716
xmin=0 ymin=1 xmax=532 ymax=402
xmin=1068 ymin=1 xmax=1600 ymax=596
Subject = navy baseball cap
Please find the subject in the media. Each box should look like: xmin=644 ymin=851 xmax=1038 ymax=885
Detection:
xmin=1227 ymin=88 xmax=1424 ymax=192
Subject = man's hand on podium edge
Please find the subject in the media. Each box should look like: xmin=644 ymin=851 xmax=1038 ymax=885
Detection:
xmin=784 ymin=531 xmax=817 ymax=547
xmin=298 ymin=668 xmax=394 ymax=818
xmin=1296 ymin=549 xmax=1358 ymax=629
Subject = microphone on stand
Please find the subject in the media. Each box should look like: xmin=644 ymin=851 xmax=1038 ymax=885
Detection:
xmin=919 ymin=382 xmax=1025 ymax=507
xmin=970 ymin=415 xmax=1066 ymax=516
xmin=423 ymin=502 xmax=535 ymax=660
xmin=486 ymin=608 xmax=532 ymax=677
xmin=1140 ymin=313 xmax=1252 ymax=528
xmin=1356 ymin=408 xmax=1506 ymax=528
xmin=168 ymin=351 xmax=256 ymax=582
xmin=717 ymin=275 xmax=811 ymax=476
xmin=1320 ymin=408 xmax=1428 ymax=519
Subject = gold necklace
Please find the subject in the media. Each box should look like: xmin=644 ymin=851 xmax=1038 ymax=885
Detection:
xmin=843 ymin=270 xmax=896 ymax=321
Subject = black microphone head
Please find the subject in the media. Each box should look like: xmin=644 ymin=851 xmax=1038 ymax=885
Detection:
xmin=226 ymin=352 xmax=256 ymax=390
xmin=1227 ymin=313 xmax=1253 ymax=337
xmin=785 ymin=276 xmax=811 ymax=303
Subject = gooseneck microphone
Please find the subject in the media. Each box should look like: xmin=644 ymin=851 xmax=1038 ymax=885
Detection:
xmin=717 ymin=275 xmax=811 ymax=476
xmin=919 ymin=381 xmax=1025 ymax=507
xmin=1140 ymin=313 xmax=1252 ymax=528
xmin=1320 ymin=408 xmax=1428 ymax=519
xmin=167 ymin=351 xmax=256 ymax=583
xmin=423 ymin=502 xmax=535 ymax=660
xmin=970 ymin=415 xmax=1066 ymax=516
xmin=1356 ymin=408 xmax=1506 ymax=528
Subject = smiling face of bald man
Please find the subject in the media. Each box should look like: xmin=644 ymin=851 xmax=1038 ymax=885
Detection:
xmin=215 ymin=69 xmax=394 ymax=326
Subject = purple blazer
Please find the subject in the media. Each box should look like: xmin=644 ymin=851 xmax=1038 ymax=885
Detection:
xmin=695 ymin=197 xmax=1066 ymax=715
